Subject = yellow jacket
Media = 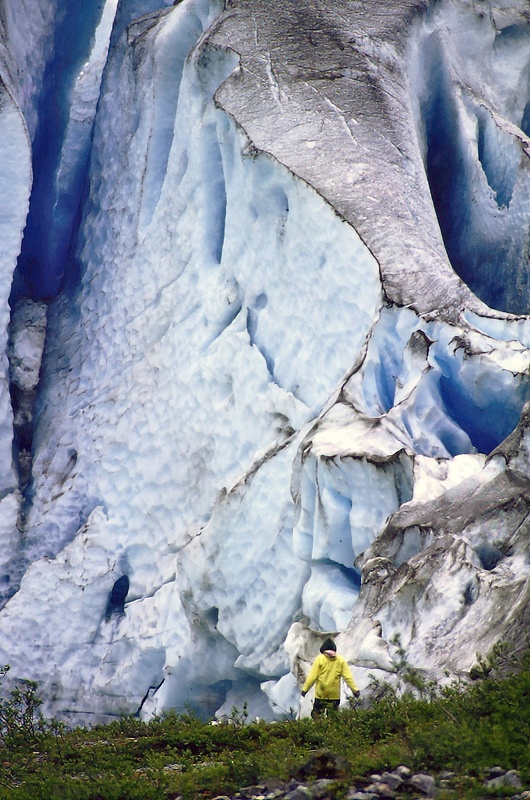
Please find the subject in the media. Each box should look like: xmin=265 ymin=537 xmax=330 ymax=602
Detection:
xmin=302 ymin=652 xmax=358 ymax=700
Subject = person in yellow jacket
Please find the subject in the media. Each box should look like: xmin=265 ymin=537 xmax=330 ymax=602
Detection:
xmin=301 ymin=638 xmax=359 ymax=718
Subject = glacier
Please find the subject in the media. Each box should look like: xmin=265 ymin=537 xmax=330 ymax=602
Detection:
xmin=0 ymin=0 xmax=528 ymax=723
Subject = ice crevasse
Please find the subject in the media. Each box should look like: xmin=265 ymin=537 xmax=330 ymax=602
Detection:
xmin=0 ymin=0 xmax=528 ymax=722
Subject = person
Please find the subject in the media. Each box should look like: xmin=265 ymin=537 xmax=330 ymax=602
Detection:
xmin=301 ymin=638 xmax=359 ymax=717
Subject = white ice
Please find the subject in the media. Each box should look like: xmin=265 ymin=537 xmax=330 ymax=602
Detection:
xmin=0 ymin=0 xmax=529 ymax=722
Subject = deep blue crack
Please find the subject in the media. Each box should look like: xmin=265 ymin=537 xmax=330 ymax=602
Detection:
xmin=11 ymin=0 xmax=108 ymax=302
xmin=418 ymin=30 xmax=530 ymax=315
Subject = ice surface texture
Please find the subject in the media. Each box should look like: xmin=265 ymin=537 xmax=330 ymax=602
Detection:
xmin=0 ymin=0 xmax=529 ymax=722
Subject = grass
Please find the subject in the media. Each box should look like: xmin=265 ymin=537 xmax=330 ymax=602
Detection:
xmin=0 ymin=652 xmax=528 ymax=800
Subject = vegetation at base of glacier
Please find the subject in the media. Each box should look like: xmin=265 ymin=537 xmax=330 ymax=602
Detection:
xmin=0 ymin=649 xmax=528 ymax=800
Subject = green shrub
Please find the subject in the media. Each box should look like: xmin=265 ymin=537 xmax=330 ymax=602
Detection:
xmin=0 ymin=665 xmax=45 ymax=746
xmin=0 ymin=648 xmax=528 ymax=799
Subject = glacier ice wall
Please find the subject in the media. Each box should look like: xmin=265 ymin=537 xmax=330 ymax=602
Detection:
xmin=0 ymin=2 xmax=33 ymax=582
xmin=0 ymin=0 xmax=529 ymax=722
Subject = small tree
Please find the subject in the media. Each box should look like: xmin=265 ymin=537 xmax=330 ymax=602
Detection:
xmin=0 ymin=664 xmax=45 ymax=744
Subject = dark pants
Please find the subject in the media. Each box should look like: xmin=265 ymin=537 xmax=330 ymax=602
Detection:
xmin=311 ymin=698 xmax=340 ymax=718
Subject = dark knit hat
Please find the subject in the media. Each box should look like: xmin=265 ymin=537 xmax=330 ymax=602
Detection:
xmin=320 ymin=638 xmax=336 ymax=653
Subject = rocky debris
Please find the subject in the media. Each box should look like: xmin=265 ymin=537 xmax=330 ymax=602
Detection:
xmin=345 ymin=768 xmax=436 ymax=798
xmin=209 ymin=765 xmax=529 ymax=800
xmin=486 ymin=769 xmax=522 ymax=790
xmin=294 ymin=749 xmax=350 ymax=781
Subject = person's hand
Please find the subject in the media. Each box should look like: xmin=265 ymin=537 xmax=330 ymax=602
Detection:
xmin=353 ymin=690 xmax=360 ymax=698
xmin=301 ymin=690 xmax=307 ymax=697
